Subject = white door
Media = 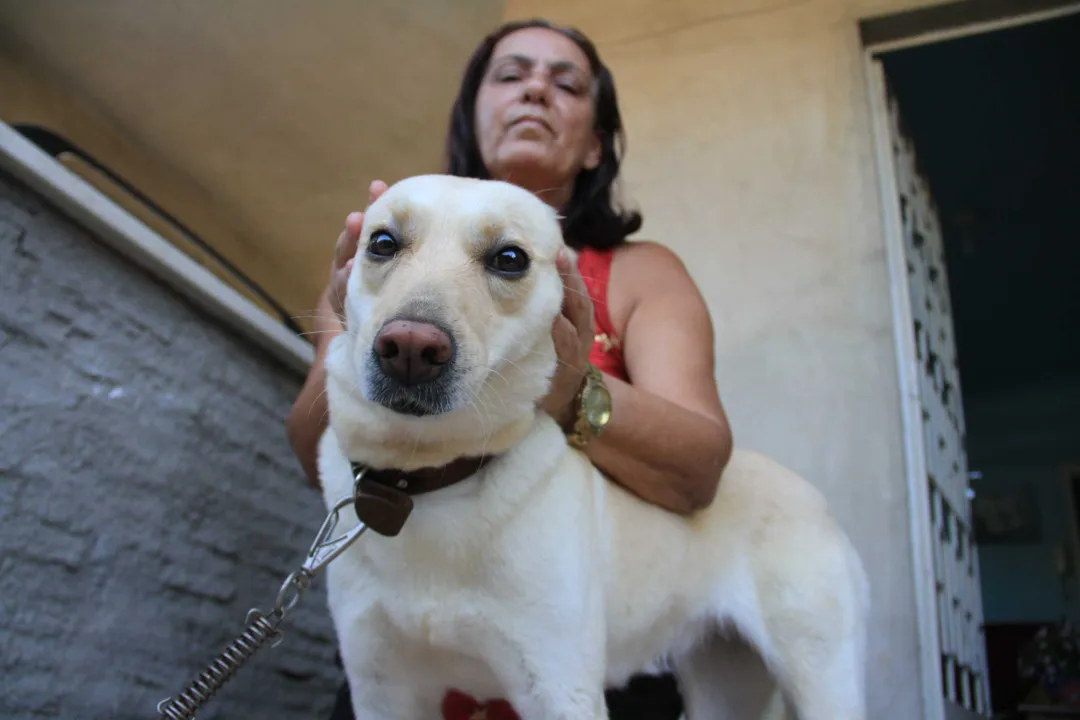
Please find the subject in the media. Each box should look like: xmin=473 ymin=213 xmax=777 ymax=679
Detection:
xmin=868 ymin=60 xmax=992 ymax=718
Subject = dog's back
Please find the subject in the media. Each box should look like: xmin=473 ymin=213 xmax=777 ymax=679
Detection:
xmin=595 ymin=447 xmax=868 ymax=705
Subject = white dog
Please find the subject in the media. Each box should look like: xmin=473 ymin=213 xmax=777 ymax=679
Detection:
xmin=318 ymin=175 xmax=869 ymax=720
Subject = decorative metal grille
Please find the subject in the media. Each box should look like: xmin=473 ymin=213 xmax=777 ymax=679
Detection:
xmin=887 ymin=97 xmax=992 ymax=716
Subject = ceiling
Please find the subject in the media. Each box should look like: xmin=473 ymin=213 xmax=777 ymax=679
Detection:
xmin=0 ymin=0 xmax=505 ymax=330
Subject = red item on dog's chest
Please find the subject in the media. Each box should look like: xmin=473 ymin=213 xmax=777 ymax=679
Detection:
xmin=441 ymin=689 xmax=520 ymax=720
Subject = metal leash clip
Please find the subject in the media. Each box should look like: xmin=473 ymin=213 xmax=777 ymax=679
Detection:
xmin=155 ymin=468 xmax=370 ymax=720
xmin=302 ymin=491 xmax=372 ymax=576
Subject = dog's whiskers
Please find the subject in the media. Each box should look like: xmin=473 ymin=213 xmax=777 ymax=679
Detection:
xmin=404 ymin=427 xmax=424 ymax=469
xmin=561 ymin=286 xmax=594 ymax=301
xmin=298 ymin=329 xmax=342 ymax=339
xmin=460 ymin=390 xmax=494 ymax=450
xmin=504 ymin=349 xmax=577 ymax=372
xmin=486 ymin=366 xmax=510 ymax=389
xmin=471 ymin=382 xmax=497 ymax=416
xmin=475 ymin=380 xmax=508 ymax=413
xmin=462 ymin=390 xmax=496 ymax=454
xmin=290 ymin=311 xmax=347 ymax=322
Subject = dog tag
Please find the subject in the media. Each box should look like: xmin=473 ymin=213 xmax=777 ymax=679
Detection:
xmin=353 ymin=479 xmax=414 ymax=537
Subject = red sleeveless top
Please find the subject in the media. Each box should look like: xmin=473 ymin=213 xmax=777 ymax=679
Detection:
xmin=439 ymin=247 xmax=625 ymax=720
xmin=577 ymin=246 xmax=629 ymax=382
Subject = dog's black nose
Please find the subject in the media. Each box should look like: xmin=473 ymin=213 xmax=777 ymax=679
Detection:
xmin=374 ymin=320 xmax=453 ymax=385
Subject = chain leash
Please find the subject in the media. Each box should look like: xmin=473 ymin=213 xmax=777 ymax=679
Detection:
xmin=156 ymin=469 xmax=370 ymax=720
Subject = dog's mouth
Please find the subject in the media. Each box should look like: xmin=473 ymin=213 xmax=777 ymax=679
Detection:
xmin=367 ymin=373 xmax=458 ymax=417
xmin=382 ymin=393 xmax=442 ymax=417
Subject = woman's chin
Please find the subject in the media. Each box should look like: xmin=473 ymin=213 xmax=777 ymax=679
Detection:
xmin=490 ymin=145 xmax=563 ymax=184
xmin=492 ymin=170 xmax=572 ymax=208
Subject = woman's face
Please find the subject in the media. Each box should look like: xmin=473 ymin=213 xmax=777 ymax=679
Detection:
xmin=474 ymin=27 xmax=602 ymax=202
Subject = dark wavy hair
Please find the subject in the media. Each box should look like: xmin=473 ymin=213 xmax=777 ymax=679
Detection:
xmin=444 ymin=18 xmax=642 ymax=250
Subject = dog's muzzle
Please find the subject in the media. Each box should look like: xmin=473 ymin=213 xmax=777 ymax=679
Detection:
xmin=368 ymin=318 xmax=457 ymax=416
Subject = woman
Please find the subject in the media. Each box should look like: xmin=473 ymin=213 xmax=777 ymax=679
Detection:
xmin=286 ymin=18 xmax=734 ymax=720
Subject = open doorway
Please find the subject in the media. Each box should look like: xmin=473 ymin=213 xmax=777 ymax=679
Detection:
xmin=871 ymin=7 xmax=1080 ymax=719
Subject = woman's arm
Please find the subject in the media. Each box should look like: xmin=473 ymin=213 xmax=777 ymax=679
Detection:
xmin=286 ymin=287 xmax=342 ymax=488
xmin=287 ymin=184 xmax=386 ymax=488
xmin=582 ymin=241 xmax=732 ymax=515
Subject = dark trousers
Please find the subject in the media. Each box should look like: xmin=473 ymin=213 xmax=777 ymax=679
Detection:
xmin=328 ymin=673 xmax=684 ymax=719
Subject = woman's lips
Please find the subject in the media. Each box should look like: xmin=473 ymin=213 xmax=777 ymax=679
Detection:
xmin=509 ymin=115 xmax=552 ymax=133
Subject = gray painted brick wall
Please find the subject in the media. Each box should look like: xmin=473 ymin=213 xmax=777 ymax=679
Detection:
xmin=0 ymin=171 xmax=341 ymax=719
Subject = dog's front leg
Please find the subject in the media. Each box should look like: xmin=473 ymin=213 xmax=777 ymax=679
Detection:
xmin=483 ymin=604 xmax=609 ymax=719
xmin=347 ymin=678 xmax=424 ymax=720
xmin=339 ymin=617 xmax=430 ymax=720
xmin=343 ymin=649 xmax=432 ymax=720
xmin=491 ymin=648 xmax=608 ymax=720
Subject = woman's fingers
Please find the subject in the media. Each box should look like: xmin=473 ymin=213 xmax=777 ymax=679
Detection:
xmin=552 ymin=313 xmax=580 ymax=362
xmin=333 ymin=180 xmax=389 ymax=273
xmin=328 ymin=262 xmax=352 ymax=318
xmin=369 ymin=179 xmax=389 ymax=204
xmin=328 ymin=180 xmax=390 ymax=319
xmin=556 ymin=248 xmax=595 ymax=341
xmin=334 ymin=212 xmax=365 ymax=272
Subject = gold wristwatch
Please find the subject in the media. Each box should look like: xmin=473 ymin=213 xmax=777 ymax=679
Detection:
xmin=566 ymin=363 xmax=612 ymax=450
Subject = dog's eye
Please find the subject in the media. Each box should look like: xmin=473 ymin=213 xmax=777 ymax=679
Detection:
xmin=367 ymin=230 xmax=399 ymax=259
xmin=486 ymin=245 xmax=530 ymax=277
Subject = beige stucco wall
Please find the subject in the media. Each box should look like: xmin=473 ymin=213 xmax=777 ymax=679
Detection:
xmin=503 ymin=0 xmax=955 ymax=717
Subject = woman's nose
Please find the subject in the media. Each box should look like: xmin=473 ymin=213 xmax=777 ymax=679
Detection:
xmin=521 ymin=72 xmax=551 ymax=105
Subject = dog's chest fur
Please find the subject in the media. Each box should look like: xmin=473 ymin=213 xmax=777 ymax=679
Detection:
xmin=317 ymin=417 xmax=731 ymax=705
xmin=318 ymin=420 xmax=614 ymax=686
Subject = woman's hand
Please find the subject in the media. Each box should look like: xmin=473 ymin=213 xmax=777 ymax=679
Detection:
xmin=538 ymin=249 xmax=595 ymax=428
xmin=286 ymin=180 xmax=389 ymax=488
xmin=327 ymin=180 xmax=389 ymax=320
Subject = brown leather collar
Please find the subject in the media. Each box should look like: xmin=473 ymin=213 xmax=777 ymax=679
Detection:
xmin=350 ymin=455 xmax=494 ymax=497
xmin=348 ymin=455 xmax=495 ymax=537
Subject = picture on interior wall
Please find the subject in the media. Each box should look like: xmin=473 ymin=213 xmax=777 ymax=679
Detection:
xmin=1066 ymin=465 xmax=1080 ymax=557
xmin=973 ymin=484 xmax=1043 ymax=545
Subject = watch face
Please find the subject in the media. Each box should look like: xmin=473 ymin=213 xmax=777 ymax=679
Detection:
xmin=583 ymin=383 xmax=612 ymax=429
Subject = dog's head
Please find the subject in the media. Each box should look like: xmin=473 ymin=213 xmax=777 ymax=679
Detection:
xmin=325 ymin=175 xmax=566 ymax=467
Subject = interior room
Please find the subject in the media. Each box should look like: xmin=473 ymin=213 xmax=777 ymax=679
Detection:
xmin=880 ymin=10 xmax=1080 ymax=716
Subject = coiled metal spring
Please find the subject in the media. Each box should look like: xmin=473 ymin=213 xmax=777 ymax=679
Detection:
xmin=155 ymin=479 xmax=369 ymax=719
xmin=156 ymin=609 xmax=284 ymax=720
